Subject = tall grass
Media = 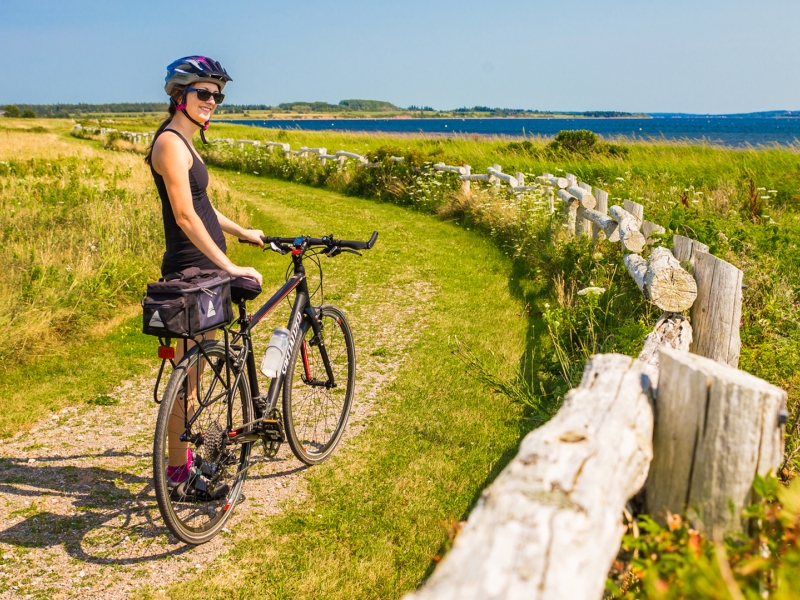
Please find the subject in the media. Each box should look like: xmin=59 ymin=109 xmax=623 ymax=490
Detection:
xmin=0 ymin=129 xmax=248 ymax=366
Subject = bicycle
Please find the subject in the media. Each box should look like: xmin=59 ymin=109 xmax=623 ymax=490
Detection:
xmin=150 ymin=231 xmax=378 ymax=545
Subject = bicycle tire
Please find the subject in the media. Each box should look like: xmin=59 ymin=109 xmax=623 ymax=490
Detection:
xmin=283 ymin=304 xmax=355 ymax=465
xmin=153 ymin=339 xmax=253 ymax=545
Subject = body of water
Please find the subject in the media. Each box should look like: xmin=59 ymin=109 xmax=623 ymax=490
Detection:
xmin=226 ymin=117 xmax=800 ymax=148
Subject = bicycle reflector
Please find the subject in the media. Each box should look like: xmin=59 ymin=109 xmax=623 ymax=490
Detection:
xmin=158 ymin=346 xmax=175 ymax=360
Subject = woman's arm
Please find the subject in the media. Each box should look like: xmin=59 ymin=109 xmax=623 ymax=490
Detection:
xmin=214 ymin=209 xmax=264 ymax=247
xmin=153 ymin=135 xmax=262 ymax=283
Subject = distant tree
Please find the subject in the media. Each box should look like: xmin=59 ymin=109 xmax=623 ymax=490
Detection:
xmin=3 ymin=105 xmax=20 ymax=118
xmin=21 ymin=109 xmax=37 ymax=118
xmin=549 ymin=129 xmax=598 ymax=154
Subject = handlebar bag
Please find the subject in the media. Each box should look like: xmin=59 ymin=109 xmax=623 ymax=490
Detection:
xmin=142 ymin=268 xmax=233 ymax=338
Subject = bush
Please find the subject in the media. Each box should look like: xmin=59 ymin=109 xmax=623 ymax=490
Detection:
xmin=546 ymin=129 xmax=629 ymax=158
xmin=20 ymin=109 xmax=36 ymax=119
xmin=3 ymin=105 xmax=20 ymax=118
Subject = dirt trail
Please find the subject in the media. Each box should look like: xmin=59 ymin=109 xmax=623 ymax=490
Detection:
xmin=0 ymin=280 xmax=434 ymax=599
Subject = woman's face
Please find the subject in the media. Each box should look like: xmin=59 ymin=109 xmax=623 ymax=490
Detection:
xmin=185 ymin=81 xmax=221 ymax=122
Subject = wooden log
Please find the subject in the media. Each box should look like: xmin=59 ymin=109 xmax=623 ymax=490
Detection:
xmin=547 ymin=176 xmax=569 ymax=189
xmin=673 ymin=234 xmax=709 ymax=266
xmin=623 ymin=253 xmax=648 ymax=293
xmin=336 ymin=150 xmax=366 ymax=163
xmin=461 ymin=173 xmax=491 ymax=182
xmin=317 ymin=147 xmax=328 ymax=165
xmin=609 ymin=206 xmax=646 ymax=253
xmin=558 ymin=189 xmax=578 ymax=237
xmin=565 ymin=172 xmax=577 ymax=185
xmin=403 ymin=354 xmax=653 ymax=600
xmin=593 ymin=188 xmax=610 ymax=243
xmin=487 ymin=166 xmax=519 ymax=187
xmin=645 ymin=348 xmax=786 ymax=538
xmin=515 ymin=172 xmax=525 ymax=186
xmin=642 ymin=220 xmax=666 ymax=244
xmin=461 ymin=165 xmax=471 ymax=195
xmin=434 ymin=162 xmax=468 ymax=175
xmin=577 ymin=181 xmax=592 ymax=193
xmin=582 ymin=208 xmax=619 ymax=241
xmin=389 ymin=156 xmax=405 ymax=162
xmin=567 ymin=186 xmax=596 ymax=210
xmin=623 ymin=199 xmax=644 ymax=221
xmin=689 ymin=252 xmax=743 ymax=368
xmin=624 ymin=249 xmax=697 ymax=312
xmin=645 ymin=247 xmax=698 ymax=312
xmin=637 ymin=313 xmax=693 ymax=388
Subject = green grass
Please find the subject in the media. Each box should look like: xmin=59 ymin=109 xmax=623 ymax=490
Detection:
xmin=128 ymin=171 xmax=533 ymax=599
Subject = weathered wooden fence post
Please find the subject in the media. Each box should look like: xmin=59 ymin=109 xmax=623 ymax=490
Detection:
xmin=689 ymin=252 xmax=743 ymax=368
xmin=673 ymin=234 xmax=709 ymax=266
xmin=404 ymin=354 xmax=653 ymax=600
xmin=592 ymin=188 xmax=609 ymax=243
xmin=645 ymin=348 xmax=786 ymax=538
xmin=462 ymin=165 xmax=471 ymax=195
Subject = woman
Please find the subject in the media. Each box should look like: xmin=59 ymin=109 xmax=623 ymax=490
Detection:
xmin=146 ymin=56 xmax=263 ymax=490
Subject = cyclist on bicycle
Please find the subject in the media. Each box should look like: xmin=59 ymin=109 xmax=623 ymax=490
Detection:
xmin=145 ymin=55 xmax=263 ymax=491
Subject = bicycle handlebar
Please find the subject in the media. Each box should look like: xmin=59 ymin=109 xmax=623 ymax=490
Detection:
xmin=239 ymin=231 xmax=379 ymax=251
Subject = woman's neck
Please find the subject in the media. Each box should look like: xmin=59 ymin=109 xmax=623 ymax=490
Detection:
xmin=168 ymin=111 xmax=199 ymax=139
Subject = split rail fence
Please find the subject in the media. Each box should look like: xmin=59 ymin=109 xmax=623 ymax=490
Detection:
xmin=77 ymin=125 xmax=790 ymax=599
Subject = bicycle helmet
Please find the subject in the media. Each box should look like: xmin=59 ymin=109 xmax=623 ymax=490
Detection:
xmin=164 ymin=56 xmax=232 ymax=95
xmin=164 ymin=56 xmax=232 ymax=144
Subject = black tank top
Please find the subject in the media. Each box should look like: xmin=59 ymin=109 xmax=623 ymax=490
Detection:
xmin=150 ymin=129 xmax=227 ymax=276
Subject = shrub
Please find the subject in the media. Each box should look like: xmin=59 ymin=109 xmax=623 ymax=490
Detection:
xmin=20 ymin=109 xmax=36 ymax=119
xmin=3 ymin=105 xmax=20 ymax=118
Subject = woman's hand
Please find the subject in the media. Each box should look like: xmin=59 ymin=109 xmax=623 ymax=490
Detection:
xmin=238 ymin=228 xmax=265 ymax=248
xmin=227 ymin=265 xmax=263 ymax=286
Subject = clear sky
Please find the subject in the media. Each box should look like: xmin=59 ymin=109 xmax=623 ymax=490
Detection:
xmin=2 ymin=0 xmax=798 ymax=113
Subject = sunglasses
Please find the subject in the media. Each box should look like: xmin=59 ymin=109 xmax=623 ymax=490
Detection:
xmin=186 ymin=87 xmax=225 ymax=104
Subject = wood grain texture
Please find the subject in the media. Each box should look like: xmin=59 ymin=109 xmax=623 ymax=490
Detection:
xmin=608 ymin=205 xmax=646 ymax=253
xmin=623 ymin=254 xmax=648 ymax=293
xmin=578 ymin=182 xmax=592 ymax=193
xmin=689 ymin=252 xmax=743 ymax=368
xmin=583 ymin=207 xmax=619 ymax=241
xmin=672 ymin=235 xmax=709 ymax=265
xmin=404 ymin=354 xmax=653 ymax=600
xmin=644 ymin=247 xmax=698 ymax=312
xmin=642 ymin=221 xmax=666 ymax=245
xmin=646 ymin=348 xmax=786 ymax=537
xmin=637 ymin=313 xmax=693 ymax=388
xmin=593 ymin=189 xmax=610 ymax=243
xmin=567 ymin=186 xmax=596 ymax=210
xmin=623 ymin=199 xmax=644 ymax=221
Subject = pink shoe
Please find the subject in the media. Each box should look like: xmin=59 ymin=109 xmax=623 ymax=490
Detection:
xmin=167 ymin=448 xmax=194 ymax=486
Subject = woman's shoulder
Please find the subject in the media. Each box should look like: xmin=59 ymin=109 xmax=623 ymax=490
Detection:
xmin=152 ymin=130 xmax=192 ymax=174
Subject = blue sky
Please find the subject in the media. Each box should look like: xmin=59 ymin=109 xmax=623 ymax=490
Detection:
xmin=2 ymin=0 xmax=798 ymax=113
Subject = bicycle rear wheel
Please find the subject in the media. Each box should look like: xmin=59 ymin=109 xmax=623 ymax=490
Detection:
xmin=283 ymin=305 xmax=355 ymax=465
xmin=153 ymin=339 xmax=252 ymax=545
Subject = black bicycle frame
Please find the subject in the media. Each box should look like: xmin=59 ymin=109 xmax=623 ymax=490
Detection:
xmin=180 ymin=250 xmax=337 ymax=442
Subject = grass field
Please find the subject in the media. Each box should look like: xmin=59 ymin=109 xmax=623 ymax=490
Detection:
xmin=3 ymin=117 xmax=800 ymax=598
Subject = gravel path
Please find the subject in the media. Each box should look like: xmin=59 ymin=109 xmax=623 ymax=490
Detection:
xmin=0 ymin=280 xmax=434 ymax=599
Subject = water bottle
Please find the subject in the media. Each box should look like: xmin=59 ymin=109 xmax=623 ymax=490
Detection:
xmin=260 ymin=326 xmax=290 ymax=378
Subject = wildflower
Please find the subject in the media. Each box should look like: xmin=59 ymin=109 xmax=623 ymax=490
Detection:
xmin=761 ymin=196 xmax=770 ymax=199
xmin=544 ymin=303 xmax=550 ymax=308
xmin=768 ymin=190 xmax=778 ymax=193
xmin=616 ymin=177 xmax=625 ymax=181
xmin=577 ymin=286 xmax=605 ymax=297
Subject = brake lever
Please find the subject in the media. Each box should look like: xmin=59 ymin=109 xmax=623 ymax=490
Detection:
xmin=268 ymin=242 xmax=290 ymax=255
xmin=342 ymin=248 xmax=362 ymax=257
xmin=324 ymin=246 xmax=342 ymax=258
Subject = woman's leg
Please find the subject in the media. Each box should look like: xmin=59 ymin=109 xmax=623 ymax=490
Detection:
xmin=167 ymin=331 xmax=216 ymax=468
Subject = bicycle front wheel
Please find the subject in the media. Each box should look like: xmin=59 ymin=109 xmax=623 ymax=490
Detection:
xmin=153 ymin=340 xmax=253 ymax=545
xmin=283 ymin=304 xmax=355 ymax=465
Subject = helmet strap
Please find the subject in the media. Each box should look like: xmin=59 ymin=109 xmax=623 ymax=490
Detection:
xmin=176 ymin=93 xmax=211 ymax=144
